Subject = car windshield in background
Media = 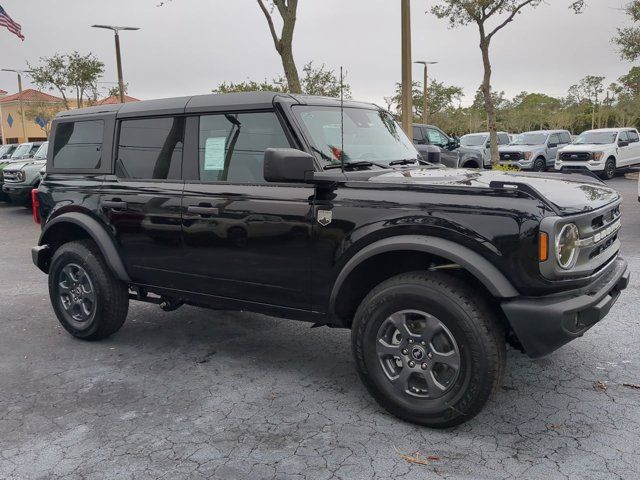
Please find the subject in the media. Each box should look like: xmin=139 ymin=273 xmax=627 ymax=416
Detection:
xmin=293 ymin=106 xmax=418 ymax=165
xmin=10 ymin=144 xmax=31 ymax=159
xmin=512 ymin=133 xmax=548 ymax=146
xmin=0 ymin=145 xmax=9 ymax=157
xmin=460 ymin=134 xmax=487 ymax=147
xmin=34 ymin=143 xmax=48 ymax=160
xmin=574 ymin=132 xmax=618 ymax=145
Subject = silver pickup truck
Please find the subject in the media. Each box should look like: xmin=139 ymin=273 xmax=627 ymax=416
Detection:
xmin=499 ymin=130 xmax=572 ymax=171
xmin=456 ymin=131 xmax=511 ymax=168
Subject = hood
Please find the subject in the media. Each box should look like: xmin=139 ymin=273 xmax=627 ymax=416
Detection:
xmin=371 ymin=168 xmax=619 ymax=215
xmin=500 ymin=144 xmax=543 ymax=152
xmin=560 ymin=144 xmax=609 ymax=152
xmin=2 ymin=161 xmax=30 ymax=172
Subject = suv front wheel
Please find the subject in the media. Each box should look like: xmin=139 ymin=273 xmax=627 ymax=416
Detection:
xmin=49 ymin=240 xmax=129 ymax=340
xmin=351 ymin=271 xmax=505 ymax=428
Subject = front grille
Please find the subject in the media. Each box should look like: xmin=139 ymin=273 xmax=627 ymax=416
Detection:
xmin=500 ymin=152 xmax=522 ymax=161
xmin=2 ymin=170 xmax=19 ymax=183
xmin=560 ymin=151 xmax=591 ymax=161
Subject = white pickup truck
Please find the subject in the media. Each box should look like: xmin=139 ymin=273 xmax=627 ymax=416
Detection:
xmin=556 ymin=128 xmax=640 ymax=179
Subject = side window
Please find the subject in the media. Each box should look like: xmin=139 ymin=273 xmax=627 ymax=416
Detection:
xmin=116 ymin=117 xmax=184 ymax=180
xmin=498 ymin=134 xmax=510 ymax=145
xmin=618 ymin=131 xmax=629 ymax=143
xmin=198 ymin=111 xmax=290 ymax=183
xmin=549 ymin=134 xmax=560 ymax=146
xmin=52 ymin=120 xmax=104 ymax=169
xmin=627 ymin=131 xmax=639 ymax=143
xmin=412 ymin=126 xmax=425 ymax=144
xmin=427 ymin=128 xmax=448 ymax=147
xmin=560 ymin=132 xmax=571 ymax=144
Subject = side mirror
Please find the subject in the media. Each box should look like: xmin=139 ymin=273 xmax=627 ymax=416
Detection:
xmin=548 ymin=143 xmax=558 ymax=148
xmin=264 ymin=148 xmax=316 ymax=183
xmin=618 ymin=140 xmax=629 ymax=147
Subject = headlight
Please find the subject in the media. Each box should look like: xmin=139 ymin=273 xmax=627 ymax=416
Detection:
xmin=592 ymin=152 xmax=604 ymax=161
xmin=556 ymin=223 xmax=579 ymax=270
xmin=16 ymin=171 xmax=25 ymax=182
xmin=524 ymin=151 xmax=533 ymax=160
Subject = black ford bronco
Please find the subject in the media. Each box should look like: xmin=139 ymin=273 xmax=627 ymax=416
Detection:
xmin=32 ymin=92 xmax=629 ymax=428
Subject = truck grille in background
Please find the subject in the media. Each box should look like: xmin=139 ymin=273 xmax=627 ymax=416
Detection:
xmin=500 ymin=152 xmax=522 ymax=161
xmin=3 ymin=171 xmax=19 ymax=183
xmin=560 ymin=152 xmax=591 ymax=161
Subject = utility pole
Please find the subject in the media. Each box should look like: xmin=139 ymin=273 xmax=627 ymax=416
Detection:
xmin=414 ymin=61 xmax=438 ymax=125
xmin=91 ymin=25 xmax=140 ymax=103
xmin=1 ymin=68 xmax=32 ymax=142
xmin=401 ymin=0 xmax=412 ymax=140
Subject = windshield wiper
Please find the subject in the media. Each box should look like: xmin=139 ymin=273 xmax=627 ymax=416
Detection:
xmin=324 ymin=161 xmax=389 ymax=171
xmin=389 ymin=159 xmax=419 ymax=166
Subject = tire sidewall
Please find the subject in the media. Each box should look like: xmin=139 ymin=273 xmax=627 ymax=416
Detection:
xmin=534 ymin=158 xmax=546 ymax=171
xmin=353 ymin=280 xmax=496 ymax=426
xmin=603 ymin=158 xmax=616 ymax=180
xmin=49 ymin=244 xmax=107 ymax=339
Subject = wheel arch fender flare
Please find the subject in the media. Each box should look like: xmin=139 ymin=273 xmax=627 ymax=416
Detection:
xmin=39 ymin=212 xmax=131 ymax=282
xmin=329 ymin=235 xmax=519 ymax=313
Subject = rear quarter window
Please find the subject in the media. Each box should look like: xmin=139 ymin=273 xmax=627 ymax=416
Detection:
xmin=52 ymin=120 xmax=104 ymax=169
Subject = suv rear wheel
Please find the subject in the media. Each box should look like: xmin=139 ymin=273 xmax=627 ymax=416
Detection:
xmin=49 ymin=240 xmax=129 ymax=340
xmin=351 ymin=271 xmax=505 ymax=428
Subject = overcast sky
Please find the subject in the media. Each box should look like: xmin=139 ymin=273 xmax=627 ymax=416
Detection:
xmin=0 ymin=0 xmax=634 ymax=106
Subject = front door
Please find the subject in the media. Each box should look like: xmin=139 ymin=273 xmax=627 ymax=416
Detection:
xmin=99 ymin=116 xmax=185 ymax=288
xmin=181 ymin=111 xmax=314 ymax=311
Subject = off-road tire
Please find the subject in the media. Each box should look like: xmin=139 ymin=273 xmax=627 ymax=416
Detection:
xmin=48 ymin=240 xmax=129 ymax=340
xmin=352 ymin=271 xmax=505 ymax=428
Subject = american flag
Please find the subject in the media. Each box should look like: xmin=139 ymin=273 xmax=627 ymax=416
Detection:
xmin=0 ymin=5 xmax=24 ymax=41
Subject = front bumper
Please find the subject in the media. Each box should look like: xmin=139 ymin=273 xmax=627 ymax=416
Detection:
xmin=501 ymin=257 xmax=629 ymax=358
xmin=499 ymin=160 xmax=533 ymax=170
xmin=555 ymin=160 xmax=604 ymax=172
xmin=2 ymin=183 xmax=33 ymax=203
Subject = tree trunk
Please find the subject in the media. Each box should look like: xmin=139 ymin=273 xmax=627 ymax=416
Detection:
xmin=479 ymin=32 xmax=499 ymax=167
xmin=279 ymin=42 xmax=301 ymax=93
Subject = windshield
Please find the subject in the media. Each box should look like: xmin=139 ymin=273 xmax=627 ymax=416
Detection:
xmin=34 ymin=142 xmax=48 ymax=160
xmin=512 ymin=133 xmax=548 ymax=146
xmin=460 ymin=134 xmax=487 ymax=147
xmin=0 ymin=146 xmax=8 ymax=157
xmin=574 ymin=132 xmax=618 ymax=145
xmin=1 ymin=145 xmax=17 ymax=158
xmin=10 ymin=144 xmax=31 ymax=159
xmin=293 ymin=106 xmax=418 ymax=165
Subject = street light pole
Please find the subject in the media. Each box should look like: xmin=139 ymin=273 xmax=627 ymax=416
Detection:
xmin=401 ymin=0 xmax=413 ymax=141
xmin=91 ymin=25 xmax=140 ymax=104
xmin=1 ymin=68 xmax=33 ymax=142
xmin=414 ymin=61 xmax=438 ymax=125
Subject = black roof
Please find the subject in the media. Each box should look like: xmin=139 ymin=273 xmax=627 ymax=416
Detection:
xmin=56 ymin=92 xmax=380 ymax=120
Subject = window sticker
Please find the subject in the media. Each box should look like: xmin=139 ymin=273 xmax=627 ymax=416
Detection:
xmin=204 ymin=137 xmax=226 ymax=171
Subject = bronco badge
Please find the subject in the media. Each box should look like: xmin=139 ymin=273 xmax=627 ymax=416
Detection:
xmin=317 ymin=210 xmax=332 ymax=227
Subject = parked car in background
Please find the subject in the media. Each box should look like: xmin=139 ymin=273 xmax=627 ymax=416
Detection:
xmin=499 ymin=130 xmax=572 ymax=171
xmin=456 ymin=131 xmax=511 ymax=169
xmin=2 ymin=141 xmax=48 ymax=207
xmin=412 ymin=124 xmax=459 ymax=168
xmin=556 ymin=128 xmax=640 ymax=180
xmin=0 ymin=143 xmax=19 ymax=159
xmin=0 ymin=142 xmax=45 ymax=202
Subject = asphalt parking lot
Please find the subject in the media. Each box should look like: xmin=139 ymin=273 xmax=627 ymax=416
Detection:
xmin=1 ymin=173 xmax=639 ymax=480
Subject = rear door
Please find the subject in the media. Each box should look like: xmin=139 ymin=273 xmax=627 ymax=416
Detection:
xmin=180 ymin=110 xmax=314 ymax=311
xmin=99 ymin=116 xmax=185 ymax=287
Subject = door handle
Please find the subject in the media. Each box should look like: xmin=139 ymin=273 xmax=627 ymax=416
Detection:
xmin=103 ymin=200 xmax=128 ymax=209
xmin=187 ymin=206 xmax=219 ymax=216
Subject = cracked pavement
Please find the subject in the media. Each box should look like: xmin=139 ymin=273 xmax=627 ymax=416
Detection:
xmin=1 ymin=174 xmax=639 ymax=479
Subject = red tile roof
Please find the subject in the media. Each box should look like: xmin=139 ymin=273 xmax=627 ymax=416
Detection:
xmin=0 ymin=88 xmax=64 ymax=103
xmin=96 ymin=94 xmax=140 ymax=105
